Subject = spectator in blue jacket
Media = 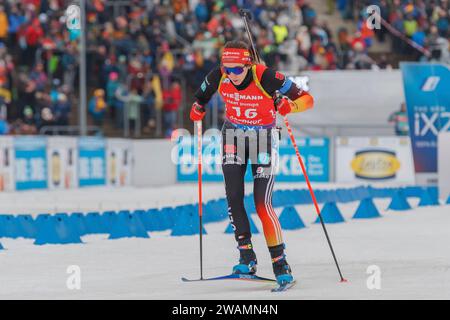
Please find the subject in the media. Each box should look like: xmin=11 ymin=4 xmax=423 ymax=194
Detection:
xmin=0 ymin=114 xmax=8 ymax=134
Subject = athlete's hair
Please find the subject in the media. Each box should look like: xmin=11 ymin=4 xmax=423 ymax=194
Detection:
xmin=223 ymin=40 xmax=255 ymax=64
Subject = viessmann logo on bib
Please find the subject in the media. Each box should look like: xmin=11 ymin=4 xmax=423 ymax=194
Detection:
xmin=221 ymin=92 xmax=264 ymax=101
xmin=350 ymin=150 xmax=401 ymax=180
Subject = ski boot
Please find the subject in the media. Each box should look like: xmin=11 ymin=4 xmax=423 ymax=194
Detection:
xmin=270 ymin=244 xmax=294 ymax=286
xmin=272 ymin=254 xmax=294 ymax=285
xmin=232 ymin=241 xmax=257 ymax=275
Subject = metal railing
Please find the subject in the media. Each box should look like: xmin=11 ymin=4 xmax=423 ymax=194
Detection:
xmin=286 ymin=123 xmax=396 ymax=137
xmin=39 ymin=125 xmax=102 ymax=136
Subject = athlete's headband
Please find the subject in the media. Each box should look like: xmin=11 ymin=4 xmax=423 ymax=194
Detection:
xmin=221 ymin=48 xmax=252 ymax=65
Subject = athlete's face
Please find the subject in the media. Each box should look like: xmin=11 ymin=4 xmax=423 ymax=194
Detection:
xmin=222 ymin=63 xmax=250 ymax=86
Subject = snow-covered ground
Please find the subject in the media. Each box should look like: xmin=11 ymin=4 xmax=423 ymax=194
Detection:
xmin=0 ymin=183 xmax=449 ymax=299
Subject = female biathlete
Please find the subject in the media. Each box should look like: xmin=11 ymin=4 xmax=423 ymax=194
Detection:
xmin=189 ymin=41 xmax=314 ymax=286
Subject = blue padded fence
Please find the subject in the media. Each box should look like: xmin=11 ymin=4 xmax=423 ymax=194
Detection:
xmin=0 ymin=185 xmax=446 ymax=246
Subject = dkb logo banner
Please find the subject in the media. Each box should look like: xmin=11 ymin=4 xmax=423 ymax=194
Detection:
xmin=276 ymin=137 xmax=329 ymax=182
xmin=176 ymin=136 xmax=329 ymax=182
xmin=14 ymin=136 xmax=48 ymax=190
xmin=78 ymin=137 xmax=106 ymax=187
xmin=401 ymin=63 xmax=450 ymax=174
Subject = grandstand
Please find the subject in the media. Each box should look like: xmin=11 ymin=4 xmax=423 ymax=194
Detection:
xmin=0 ymin=0 xmax=448 ymax=138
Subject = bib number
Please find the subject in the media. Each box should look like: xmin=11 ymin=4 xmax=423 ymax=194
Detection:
xmin=232 ymin=107 xmax=257 ymax=119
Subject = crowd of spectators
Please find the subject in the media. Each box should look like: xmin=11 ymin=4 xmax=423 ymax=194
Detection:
xmin=0 ymin=0 xmax=447 ymax=136
xmin=337 ymin=0 xmax=449 ymax=64
xmin=0 ymin=1 xmax=73 ymax=135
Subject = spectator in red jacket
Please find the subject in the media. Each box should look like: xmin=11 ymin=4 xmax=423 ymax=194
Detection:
xmin=23 ymin=18 xmax=43 ymax=67
xmin=162 ymin=81 xmax=182 ymax=137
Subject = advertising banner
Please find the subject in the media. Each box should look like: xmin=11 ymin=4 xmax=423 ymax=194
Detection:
xmin=106 ymin=138 xmax=133 ymax=187
xmin=14 ymin=136 xmax=48 ymax=190
xmin=177 ymin=136 xmax=329 ymax=182
xmin=401 ymin=63 xmax=450 ymax=181
xmin=78 ymin=137 xmax=106 ymax=187
xmin=0 ymin=136 xmax=15 ymax=191
xmin=276 ymin=137 xmax=329 ymax=182
xmin=335 ymin=136 xmax=415 ymax=183
xmin=47 ymin=137 xmax=78 ymax=189
xmin=176 ymin=135 xmax=222 ymax=182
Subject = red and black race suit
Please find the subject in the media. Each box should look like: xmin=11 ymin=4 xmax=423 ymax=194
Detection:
xmin=193 ymin=63 xmax=305 ymax=248
xmin=195 ymin=63 xmax=303 ymax=128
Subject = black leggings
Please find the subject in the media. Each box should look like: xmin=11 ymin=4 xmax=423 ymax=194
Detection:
xmin=221 ymin=122 xmax=283 ymax=248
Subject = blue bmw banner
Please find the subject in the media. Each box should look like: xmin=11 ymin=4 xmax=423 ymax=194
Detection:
xmin=401 ymin=63 xmax=450 ymax=177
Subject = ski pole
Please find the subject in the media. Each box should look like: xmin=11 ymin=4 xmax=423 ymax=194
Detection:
xmin=239 ymin=9 xmax=262 ymax=64
xmin=283 ymin=115 xmax=347 ymax=283
xmin=196 ymin=120 xmax=204 ymax=280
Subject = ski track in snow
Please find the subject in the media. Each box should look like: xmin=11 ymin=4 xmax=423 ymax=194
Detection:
xmin=0 ymin=183 xmax=449 ymax=299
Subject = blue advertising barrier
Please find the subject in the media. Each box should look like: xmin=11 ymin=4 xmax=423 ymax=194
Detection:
xmin=68 ymin=213 xmax=88 ymax=236
xmin=427 ymin=186 xmax=439 ymax=202
xmin=156 ymin=207 xmax=177 ymax=231
xmin=34 ymin=214 xmax=83 ymax=245
xmin=16 ymin=214 xmax=37 ymax=238
xmin=142 ymin=209 xmax=160 ymax=231
xmin=353 ymin=198 xmax=381 ymax=219
xmin=418 ymin=188 xmax=440 ymax=206
xmin=14 ymin=136 xmax=48 ymax=190
xmin=315 ymin=202 xmax=345 ymax=224
xmin=205 ymin=199 xmax=229 ymax=223
xmin=401 ymin=63 xmax=450 ymax=175
xmin=279 ymin=206 xmax=306 ymax=230
xmin=35 ymin=214 xmax=51 ymax=230
xmin=402 ymin=186 xmax=424 ymax=198
xmin=294 ymin=189 xmax=313 ymax=204
xmin=102 ymin=210 xmax=118 ymax=232
xmin=108 ymin=211 xmax=149 ymax=239
xmin=85 ymin=212 xmax=108 ymax=234
xmin=171 ymin=205 xmax=207 ymax=236
xmin=224 ymin=221 xmax=234 ymax=234
xmin=131 ymin=210 xmax=149 ymax=230
xmin=2 ymin=185 xmax=445 ymax=247
xmin=273 ymin=190 xmax=294 ymax=207
xmin=387 ymin=190 xmax=412 ymax=211
xmin=0 ymin=215 xmax=20 ymax=238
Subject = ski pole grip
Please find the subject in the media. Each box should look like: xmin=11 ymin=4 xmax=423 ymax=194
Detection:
xmin=239 ymin=9 xmax=253 ymax=20
xmin=273 ymin=91 xmax=283 ymax=110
